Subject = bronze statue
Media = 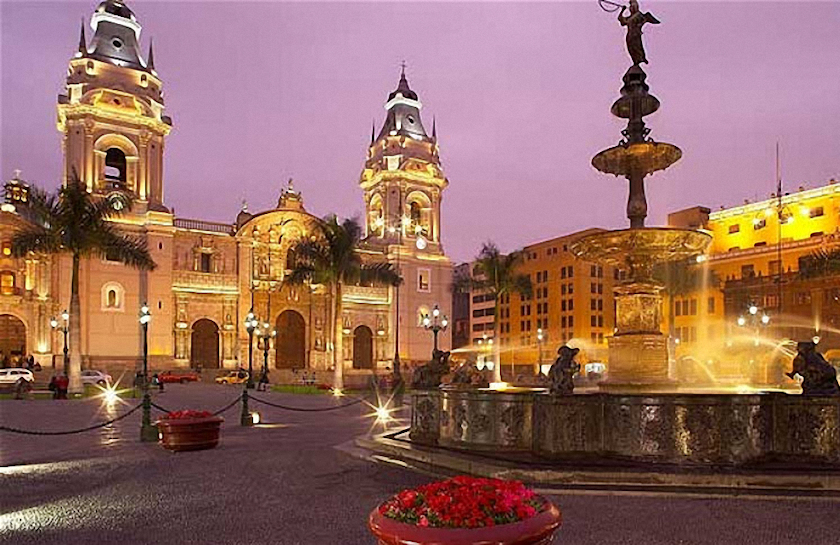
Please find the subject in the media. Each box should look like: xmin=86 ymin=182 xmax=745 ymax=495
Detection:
xmin=787 ymin=341 xmax=840 ymax=396
xmin=548 ymin=345 xmax=580 ymax=395
xmin=618 ymin=0 xmax=660 ymax=66
xmin=411 ymin=349 xmax=452 ymax=389
xmin=445 ymin=355 xmax=490 ymax=389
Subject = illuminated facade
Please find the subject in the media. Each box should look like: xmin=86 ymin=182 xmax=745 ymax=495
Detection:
xmin=668 ymin=179 xmax=840 ymax=374
xmin=464 ymin=229 xmax=616 ymax=374
xmin=0 ymin=1 xmax=451 ymax=381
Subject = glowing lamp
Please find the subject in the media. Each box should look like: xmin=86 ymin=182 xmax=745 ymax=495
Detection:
xmin=737 ymin=316 xmax=746 ymax=327
xmin=748 ymin=305 xmax=758 ymax=315
xmin=251 ymin=412 xmax=261 ymax=425
xmin=761 ymin=314 xmax=770 ymax=325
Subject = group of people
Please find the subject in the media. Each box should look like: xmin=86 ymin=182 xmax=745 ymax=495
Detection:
xmin=47 ymin=374 xmax=69 ymax=399
xmin=1 ymin=351 xmax=40 ymax=371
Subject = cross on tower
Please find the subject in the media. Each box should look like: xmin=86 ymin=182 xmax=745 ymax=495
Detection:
xmin=400 ymin=60 xmax=407 ymax=77
xmin=12 ymin=169 xmax=21 ymax=180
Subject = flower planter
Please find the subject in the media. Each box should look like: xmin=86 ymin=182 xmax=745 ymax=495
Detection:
xmin=369 ymin=500 xmax=561 ymax=545
xmin=156 ymin=415 xmax=223 ymax=452
xmin=369 ymin=477 xmax=561 ymax=545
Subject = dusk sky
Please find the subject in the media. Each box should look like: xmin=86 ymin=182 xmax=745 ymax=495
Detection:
xmin=2 ymin=1 xmax=839 ymax=263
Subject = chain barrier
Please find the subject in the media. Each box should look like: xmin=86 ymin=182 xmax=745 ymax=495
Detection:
xmin=0 ymin=403 xmax=143 ymax=436
xmin=249 ymin=394 xmax=365 ymax=412
xmin=150 ymin=401 xmax=171 ymax=413
xmin=211 ymin=396 xmax=243 ymax=416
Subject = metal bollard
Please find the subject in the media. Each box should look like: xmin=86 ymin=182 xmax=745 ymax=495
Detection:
xmin=140 ymin=391 xmax=158 ymax=442
xmin=240 ymin=388 xmax=255 ymax=426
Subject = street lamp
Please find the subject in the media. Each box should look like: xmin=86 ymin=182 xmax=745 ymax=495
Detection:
xmin=50 ymin=309 xmax=69 ymax=373
xmin=736 ymin=302 xmax=770 ymax=347
xmin=537 ymin=328 xmax=545 ymax=375
xmin=139 ymin=303 xmax=156 ymax=442
xmin=244 ymin=309 xmax=258 ymax=389
xmin=422 ymin=305 xmax=449 ymax=352
xmin=256 ymin=321 xmax=276 ymax=380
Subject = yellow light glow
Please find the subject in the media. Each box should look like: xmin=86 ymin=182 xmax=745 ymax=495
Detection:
xmin=331 ymin=388 xmax=344 ymax=397
xmin=375 ymin=405 xmax=392 ymax=424
xmin=489 ymin=382 xmax=509 ymax=391
xmin=251 ymin=412 xmax=261 ymax=425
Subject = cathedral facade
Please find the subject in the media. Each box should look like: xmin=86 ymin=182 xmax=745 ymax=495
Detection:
xmin=0 ymin=1 xmax=452 ymax=384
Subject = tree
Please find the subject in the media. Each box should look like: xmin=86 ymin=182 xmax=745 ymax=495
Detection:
xmin=799 ymin=247 xmax=840 ymax=279
xmin=455 ymin=242 xmax=532 ymax=383
xmin=285 ymin=216 xmax=399 ymax=390
xmin=11 ymin=172 xmax=156 ymax=393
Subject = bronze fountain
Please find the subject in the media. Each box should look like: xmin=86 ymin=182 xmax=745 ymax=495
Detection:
xmin=570 ymin=0 xmax=711 ymax=391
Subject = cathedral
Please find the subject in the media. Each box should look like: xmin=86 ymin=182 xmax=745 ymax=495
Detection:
xmin=0 ymin=1 xmax=453 ymax=385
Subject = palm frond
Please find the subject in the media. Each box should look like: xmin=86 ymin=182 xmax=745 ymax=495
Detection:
xmin=359 ymin=262 xmax=400 ymax=287
xmin=94 ymin=227 xmax=157 ymax=270
xmin=10 ymin=226 xmax=61 ymax=257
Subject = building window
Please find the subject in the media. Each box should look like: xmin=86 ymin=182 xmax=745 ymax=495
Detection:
xmin=568 ymin=299 xmax=574 ymax=311
xmin=753 ymin=219 xmax=766 ymax=230
xmin=708 ymin=297 xmax=715 ymax=314
xmin=810 ymin=206 xmax=824 ymax=218
xmin=100 ymin=282 xmax=125 ymax=312
xmin=417 ymin=268 xmax=431 ymax=292
xmin=741 ymin=264 xmax=755 ymax=279
xmin=0 ymin=271 xmax=15 ymax=295
xmin=1 ymin=241 xmax=11 ymax=256
xmin=689 ymin=299 xmax=697 ymax=315
xmin=200 ymin=253 xmax=212 ymax=273
xmin=104 ymin=147 xmax=127 ymax=185
xmin=768 ymin=260 xmax=782 ymax=277
xmin=675 ymin=300 xmax=682 ymax=317
xmin=728 ymin=224 xmax=740 ymax=234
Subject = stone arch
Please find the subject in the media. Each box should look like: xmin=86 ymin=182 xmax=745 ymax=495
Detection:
xmin=368 ymin=193 xmax=384 ymax=236
xmin=404 ymin=190 xmax=433 ymax=239
xmin=100 ymin=281 xmax=125 ymax=311
xmin=190 ymin=318 xmax=220 ymax=369
xmin=93 ymin=133 xmax=139 ymax=193
xmin=275 ymin=310 xmax=306 ymax=369
xmin=0 ymin=314 xmax=26 ymax=359
xmin=352 ymin=325 xmax=374 ymax=370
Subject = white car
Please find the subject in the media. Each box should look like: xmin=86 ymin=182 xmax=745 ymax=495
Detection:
xmin=0 ymin=368 xmax=35 ymax=385
xmin=81 ymin=370 xmax=113 ymax=386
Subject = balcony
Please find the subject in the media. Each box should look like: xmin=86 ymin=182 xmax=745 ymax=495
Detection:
xmin=174 ymin=218 xmax=235 ymax=235
xmin=172 ymin=270 xmax=239 ymax=295
xmin=343 ymin=285 xmax=389 ymax=304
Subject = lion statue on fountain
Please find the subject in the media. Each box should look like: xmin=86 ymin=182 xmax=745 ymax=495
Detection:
xmin=411 ymin=349 xmax=452 ymax=390
xmin=787 ymin=341 xmax=840 ymax=396
xmin=548 ymin=345 xmax=581 ymax=395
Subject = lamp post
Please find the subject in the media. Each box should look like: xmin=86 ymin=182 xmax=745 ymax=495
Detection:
xmin=422 ymin=305 xmax=449 ymax=352
xmin=139 ymin=303 xmax=156 ymax=442
xmin=50 ymin=309 xmax=69 ymax=373
xmin=256 ymin=321 xmax=275 ymax=379
xmin=387 ymin=223 xmax=404 ymax=383
xmin=537 ymin=328 xmax=545 ymax=375
xmin=245 ymin=309 xmax=258 ymax=389
xmin=736 ymin=302 xmax=771 ymax=347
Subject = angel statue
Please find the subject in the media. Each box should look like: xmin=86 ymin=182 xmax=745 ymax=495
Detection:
xmin=618 ymin=0 xmax=660 ymax=65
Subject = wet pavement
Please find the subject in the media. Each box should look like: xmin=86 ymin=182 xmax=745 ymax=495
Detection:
xmin=1 ymin=384 xmax=838 ymax=544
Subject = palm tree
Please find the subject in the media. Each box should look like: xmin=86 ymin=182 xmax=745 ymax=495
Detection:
xmin=456 ymin=242 xmax=532 ymax=383
xmin=11 ymin=172 xmax=156 ymax=393
xmin=285 ymin=216 xmax=399 ymax=390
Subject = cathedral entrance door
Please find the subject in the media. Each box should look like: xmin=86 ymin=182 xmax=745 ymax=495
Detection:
xmin=276 ymin=310 xmax=306 ymax=369
xmin=352 ymin=326 xmax=373 ymax=370
xmin=0 ymin=314 xmax=26 ymax=360
xmin=190 ymin=319 xmax=220 ymax=369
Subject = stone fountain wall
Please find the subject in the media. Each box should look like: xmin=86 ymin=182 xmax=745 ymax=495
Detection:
xmin=411 ymin=389 xmax=840 ymax=467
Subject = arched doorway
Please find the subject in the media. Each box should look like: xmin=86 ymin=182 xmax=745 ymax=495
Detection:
xmin=0 ymin=314 xmax=26 ymax=360
xmin=190 ymin=319 xmax=219 ymax=369
xmin=353 ymin=326 xmax=374 ymax=370
xmin=276 ymin=310 xmax=306 ymax=369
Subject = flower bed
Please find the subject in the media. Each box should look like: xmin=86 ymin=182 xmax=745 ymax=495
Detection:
xmin=369 ymin=476 xmax=561 ymax=545
xmin=156 ymin=410 xmax=223 ymax=452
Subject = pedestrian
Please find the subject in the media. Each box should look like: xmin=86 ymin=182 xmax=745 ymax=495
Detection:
xmin=153 ymin=373 xmax=164 ymax=392
xmin=14 ymin=377 xmax=32 ymax=400
xmin=55 ymin=373 xmax=69 ymax=399
xmin=48 ymin=374 xmax=58 ymax=399
xmin=258 ymin=368 xmax=270 ymax=391
xmin=1 ymin=351 xmax=9 ymax=367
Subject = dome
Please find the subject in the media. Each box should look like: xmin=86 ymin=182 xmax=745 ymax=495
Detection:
xmin=97 ymin=1 xmax=136 ymax=21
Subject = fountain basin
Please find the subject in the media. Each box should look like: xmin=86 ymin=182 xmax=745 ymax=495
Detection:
xmin=411 ymin=390 xmax=840 ymax=467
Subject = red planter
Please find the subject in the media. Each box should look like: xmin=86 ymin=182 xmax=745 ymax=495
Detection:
xmin=368 ymin=498 xmax=561 ymax=545
xmin=156 ymin=416 xmax=223 ymax=452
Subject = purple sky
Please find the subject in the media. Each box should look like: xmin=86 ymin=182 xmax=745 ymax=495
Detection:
xmin=2 ymin=1 xmax=839 ymax=263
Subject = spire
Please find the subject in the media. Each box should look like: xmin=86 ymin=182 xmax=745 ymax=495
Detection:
xmin=78 ymin=18 xmax=88 ymax=56
xmin=146 ymin=38 xmax=155 ymax=71
xmin=432 ymin=116 xmax=437 ymax=140
xmin=371 ymin=119 xmax=376 ymax=145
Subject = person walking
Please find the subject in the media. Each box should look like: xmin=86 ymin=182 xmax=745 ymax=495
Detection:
xmin=258 ymin=368 xmax=270 ymax=391
xmin=153 ymin=373 xmax=164 ymax=393
xmin=55 ymin=373 xmax=69 ymax=399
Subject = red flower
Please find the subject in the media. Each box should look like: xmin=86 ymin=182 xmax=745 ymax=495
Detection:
xmin=379 ymin=476 xmax=547 ymax=529
xmin=165 ymin=409 xmax=213 ymax=420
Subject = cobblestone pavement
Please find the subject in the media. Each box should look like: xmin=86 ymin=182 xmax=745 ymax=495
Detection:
xmin=1 ymin=384 xmax=838 ymax=544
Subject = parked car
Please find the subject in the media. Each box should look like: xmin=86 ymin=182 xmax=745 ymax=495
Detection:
xmin=81 ymin=370 xmax=113 ymax=386
xmin=0 ymin=368 xmax=35 ymax=385
xmin=159 ymin=370 xmax=201 ymax=384
xmin=215 ymin=370 xmax=249 ymax=385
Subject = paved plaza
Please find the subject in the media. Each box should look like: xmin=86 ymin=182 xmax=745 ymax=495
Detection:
xmin=1 ymin=384 xmax=838 ymax=545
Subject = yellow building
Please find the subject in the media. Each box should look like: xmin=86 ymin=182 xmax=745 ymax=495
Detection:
xmin=0 ymin=1 xmax=452 ymax=384
xmin=465 ymin=229 xmax=617 ymax=378
xmin=668 ymin=179 xmax=840 ymax=384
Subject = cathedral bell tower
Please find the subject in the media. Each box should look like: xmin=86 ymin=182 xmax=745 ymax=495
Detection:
xmin=360 ymin=68 xmax=447 ymax=254
xmin=57 ymin=0 xmax=172 ymax=210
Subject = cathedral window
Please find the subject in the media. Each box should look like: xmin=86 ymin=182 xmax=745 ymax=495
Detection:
xmin=0 ymin=271 xmax=15 ymax=296
xmin=200 ymin=253 xmax=212 ymax=273
xmin=100 ymin=282 xmax=125 ymax=311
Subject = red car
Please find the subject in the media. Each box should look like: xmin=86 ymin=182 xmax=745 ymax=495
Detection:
xmin=158 ymin=370 xmax=201 ymax=384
